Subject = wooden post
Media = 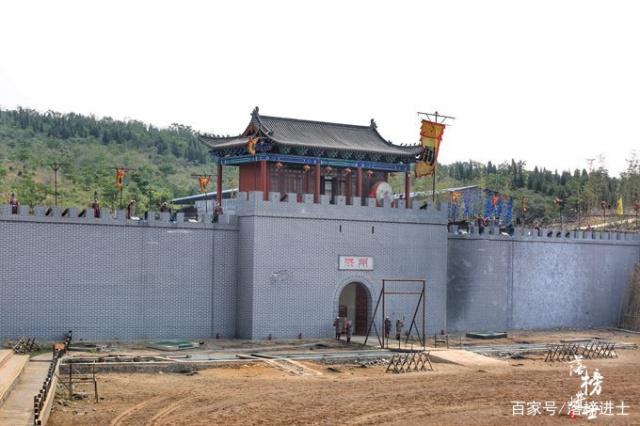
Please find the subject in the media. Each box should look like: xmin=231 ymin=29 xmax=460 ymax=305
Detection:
xmin=314 ymin=163 xmax=321 ymax=203
xmin=260 ymin=160 xmax=268 ymax=201
xmin=356 ymin=167 xmax=363 ymax=204
xmin=216 ymin=163 xmax=223 ymax=207
xmin=405 ymin=172 xmax=411 ymax=208
xmin=68 ymin=362 xmax=73 ymax=399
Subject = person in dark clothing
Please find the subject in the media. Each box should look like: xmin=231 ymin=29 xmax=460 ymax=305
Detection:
xmin=476 ymin=215 xmax=485 ymax=234
xmin=395 ymin=318 xmax=404 ymax=342
xmin=91 ymin=195 xmax=101 ymax=218
xmin=333 ymin=316 xmax=342 ymax=340
xmin=9 ymin=192 xmax=19 ymax=214
xmin=384 ymin=316 xmax=392 ymax=340
xmin=126 ymin=199 xmax=136 ymax=219
xmin=213 ymin=203 xmax=223 ymax=223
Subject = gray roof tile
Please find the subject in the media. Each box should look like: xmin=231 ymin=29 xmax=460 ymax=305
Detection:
xmin=200 ymin=108 xmax=419 ymax=158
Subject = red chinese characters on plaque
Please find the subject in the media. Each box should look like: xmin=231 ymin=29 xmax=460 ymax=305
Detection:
xmin=338 ymin=256 xmax=374 ymax=271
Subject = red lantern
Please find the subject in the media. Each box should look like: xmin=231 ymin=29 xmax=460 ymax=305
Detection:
xmin=324 ymin=166 xmax=333 ymax=173
xmin=275 ymin=162 xmax=284 ymax=170
xmin=344 ymin=168 xmax=352 ymax=175
xmin=302 ymin=165 xmax=311 ymax=172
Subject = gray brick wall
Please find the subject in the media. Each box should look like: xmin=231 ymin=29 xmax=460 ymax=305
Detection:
xmin=447 ymin=238 xmax=511 ymax=331
xmin=234 ymin=192 xmax=449 ymax=339
xmin=447 ymin=229 xmax=640 ymax=332
xmin=2 ymin=201 xmax=639 ymax=342
xmin=236 ymin=216 xmax=256 ymax=338
xmin=0 ymin=210 xmax=238 ymax=341
xmin=512 ymin=238 xmax=639 ymax=329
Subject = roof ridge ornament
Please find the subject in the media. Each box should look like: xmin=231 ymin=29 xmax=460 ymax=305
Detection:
xmin=251 ymin=106 xmax=274 ymax=135
xmin=370 ymin=118 xmax=377 ymax=129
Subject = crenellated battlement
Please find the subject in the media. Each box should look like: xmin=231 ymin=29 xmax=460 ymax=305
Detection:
xmin=224 ymin=191 xmax=448 ymax=225
xmin=0 ymin=204 xmax=238 ymax=228
xmin=448 ymin=222 xmax=640 ymax=244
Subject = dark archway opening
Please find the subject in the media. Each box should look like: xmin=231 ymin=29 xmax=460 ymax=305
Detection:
xmin=338 ymin=282 xmax=369 ymax=335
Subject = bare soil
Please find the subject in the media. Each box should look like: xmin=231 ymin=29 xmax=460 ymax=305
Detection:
xmin=49 ymin=348 xmax=640 ymax=425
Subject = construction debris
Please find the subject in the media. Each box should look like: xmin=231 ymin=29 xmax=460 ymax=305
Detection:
xmin=465 ymin=331 xmax=508 ymax=339
xmin=357 ymin=359 xmax=389 ymax=367
xmin=147 ymin=340 xmax=201 ymax=351
xmin=434 ymin=333 xmax=450 ymax=348
xmin=12 ymin=337 xmax=39 ymax=354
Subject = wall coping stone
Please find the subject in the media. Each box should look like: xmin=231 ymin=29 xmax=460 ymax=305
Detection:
xmin=0 ymin=204 xmax=238 ymax=230
xmin=448 ymin=227 xmax=640 ymax=246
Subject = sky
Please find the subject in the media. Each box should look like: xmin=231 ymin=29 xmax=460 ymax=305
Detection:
xmin=1 ymin=0 xmax=638 ymax=175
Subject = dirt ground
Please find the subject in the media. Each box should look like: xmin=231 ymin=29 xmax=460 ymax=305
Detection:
xmin=49 ymin=345 xmax=640 ymax=425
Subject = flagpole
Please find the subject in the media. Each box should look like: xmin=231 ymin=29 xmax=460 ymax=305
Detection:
xmin=432 ymin=172 xmax=436 ymax=203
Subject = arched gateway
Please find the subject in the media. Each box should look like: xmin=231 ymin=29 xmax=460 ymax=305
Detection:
xmin=338 ymin=282 xmax=370 ymax=335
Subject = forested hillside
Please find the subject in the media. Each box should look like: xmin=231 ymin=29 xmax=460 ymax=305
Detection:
xmin=0 ymin=107 xmax=638 ymax=225
xmin=0 ymin=108 xmax=237 ymax=210
xmin=403 ymin=155 xmax=640 ymax=224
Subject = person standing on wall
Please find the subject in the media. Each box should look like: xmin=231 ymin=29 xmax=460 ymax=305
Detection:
xmin=91 ymin=194 xmax=101 ymax=218
xmin=127 ymin=199 xmax=136 ymax=220
xmin=9 ymin=192 xmax=19 ymax=214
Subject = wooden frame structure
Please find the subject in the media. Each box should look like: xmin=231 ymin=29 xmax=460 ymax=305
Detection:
xmin=364 ymin=278 xmax=427 ymax=349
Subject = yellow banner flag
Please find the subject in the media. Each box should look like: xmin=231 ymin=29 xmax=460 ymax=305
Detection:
xmin=415 ymin=120 xmax=446 ymax=177
xmin=198 ymin=175 xmax=211 ymax=193
xmin=115 ymin=168 xmax=126 ymax=189
xmin=616 ymin=196 xmax=624 ymax=215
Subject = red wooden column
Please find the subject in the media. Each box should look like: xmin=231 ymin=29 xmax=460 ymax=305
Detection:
xmin=314 ymin=163 xmax=321 ymax=203
xmin=260 ymin=160 xmax=268 ymax=201
xmin=216 ymin=163 xmax=223 ymax=206
xmin=346 ymin=169 xmax=352 ymax=205
xmin=405 ymin=172 xmax=411 ymax=208
xmin=356 ymin=167 xmax=363 ymax=204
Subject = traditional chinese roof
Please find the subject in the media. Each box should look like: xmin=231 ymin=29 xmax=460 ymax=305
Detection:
xmin=199 ymin=107 xmax=420 ymax=163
